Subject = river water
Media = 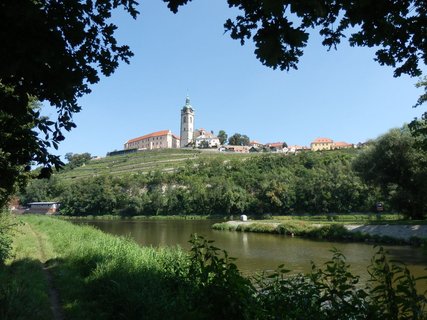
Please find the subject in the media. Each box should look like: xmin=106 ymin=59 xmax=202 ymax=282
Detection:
xmin=76 ymin=219 xmax=427 ymax=282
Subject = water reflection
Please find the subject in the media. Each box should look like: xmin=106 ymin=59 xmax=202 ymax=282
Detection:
xmin=75 ymin=219 xmax=427 ymax=280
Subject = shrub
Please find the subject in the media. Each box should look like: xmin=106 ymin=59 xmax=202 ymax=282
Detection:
xmin=0 ymin=212 xmax=16 ymax=265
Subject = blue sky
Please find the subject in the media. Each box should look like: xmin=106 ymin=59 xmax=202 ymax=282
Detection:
xmin=43 ymin=0 xmax=425 ymax=158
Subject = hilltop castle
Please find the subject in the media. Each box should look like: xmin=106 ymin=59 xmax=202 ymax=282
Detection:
xmin=123 ymin=97 xmax=219 ymax=151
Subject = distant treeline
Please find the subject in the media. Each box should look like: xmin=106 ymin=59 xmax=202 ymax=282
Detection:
xmin=20 ymin=126 xmax=427 ymax=218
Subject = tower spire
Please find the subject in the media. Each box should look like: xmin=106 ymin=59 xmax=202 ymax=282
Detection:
xmin=180 ymin=97 xmax=195 ymax=148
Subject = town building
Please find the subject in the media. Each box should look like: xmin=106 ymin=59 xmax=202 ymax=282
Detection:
xmin=249 ymin=141 xmax=264 ymax=148
xmin=220 ymin=145 xmax=251 ymax=153
xmin=180 ymin=97 xmax=195 ymax=147
xmin=310 ymin=138 xmax=354 ymax=151
xmin=265 ymin=142 xmax=287 ymax=152
xmin=194 ymin=128 xmax=221 ymax=148
xmin=310 ymin=137 xmax=334 ymax=151
xmin=333 ymin=141 xmax=354 ymax=149
xmin=124 ymin=130 xmax=180 ymax=150
xmin=287 ymin=145 xmax=310 ymax=153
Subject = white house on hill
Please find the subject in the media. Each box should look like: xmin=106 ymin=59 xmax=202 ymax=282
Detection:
xmin=194 ymin=128 xmax=220 ymax=148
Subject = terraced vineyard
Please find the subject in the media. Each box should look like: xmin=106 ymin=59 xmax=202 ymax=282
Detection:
xmin=57 ymin=149 xmax=259 ymax=180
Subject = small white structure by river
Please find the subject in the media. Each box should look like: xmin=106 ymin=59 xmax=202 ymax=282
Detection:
xmin=27 ymin=202 xmax=60 ymax=214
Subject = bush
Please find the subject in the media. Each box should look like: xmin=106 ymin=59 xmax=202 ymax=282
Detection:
xmin=0 ymin=212 xmax=16 ymax=265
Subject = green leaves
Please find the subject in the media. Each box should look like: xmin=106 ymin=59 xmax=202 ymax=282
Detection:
xmin=165 ymin=0 xmax=426 ymax=77
xmin=368 ymin=247 xmax=427 ymax=319
xmin=353 ymin=126 xmax=427 ymax=219
xmin=0 ymin=0 xmax=139 ymax=208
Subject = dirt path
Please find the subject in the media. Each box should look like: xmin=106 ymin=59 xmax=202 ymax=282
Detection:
xmin=345 ymin=224 xmax=427 ymax=240
xmin=27 ymin=224 xmax=65 ymax=320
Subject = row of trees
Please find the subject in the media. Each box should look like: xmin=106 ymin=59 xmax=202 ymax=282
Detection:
xmin=216 ymin=130 xmax=251 ymax=146
xmin=19 ymin=125 xmax=427 ymax=218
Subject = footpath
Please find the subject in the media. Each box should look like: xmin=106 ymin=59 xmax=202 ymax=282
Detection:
xmin=345 ymin=224 xmax=427 ymax=240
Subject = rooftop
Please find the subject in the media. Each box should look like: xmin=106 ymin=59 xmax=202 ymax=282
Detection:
xmin=126 ymin=130 xmax=172 ymax=144
xmin=312 ymin=137 xmax=333 ymax=143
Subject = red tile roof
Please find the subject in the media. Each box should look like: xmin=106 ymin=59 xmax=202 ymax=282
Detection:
xmin=312 ymin=137 xmax=333 ymax=143
xmin=126 ymin=130 xmax=171 ymax=144
xmin=266 ymin=142 xmax=284 ymax=148
xmin=334 ymin=141 xmax=352 ymax=147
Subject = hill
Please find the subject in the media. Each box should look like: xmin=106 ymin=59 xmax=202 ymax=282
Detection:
xmin=57 ymin=149 xmax=259 ymax=180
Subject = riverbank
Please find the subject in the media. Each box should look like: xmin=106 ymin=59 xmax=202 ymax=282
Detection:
xmin=213 ymin=220 xmax=427 ymax=246
xmin=1 ymin=215 xmax=426 ymax=319
xmin=57 ymin=214 xmax=228 ymax=221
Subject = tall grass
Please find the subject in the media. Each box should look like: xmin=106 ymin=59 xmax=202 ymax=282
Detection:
xmin=0 ymin=216 xmax=52 ymax=320
xmin=213 ymin=221 xmax=423 ymax=245
xmin=24 ymin=215 xmax=192 ymax=319
xmin=4 ymin=216 xmax=427 ymax=319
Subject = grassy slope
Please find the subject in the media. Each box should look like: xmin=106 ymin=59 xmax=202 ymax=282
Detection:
xmin=58 ymin=149 xmax=258 ymax=180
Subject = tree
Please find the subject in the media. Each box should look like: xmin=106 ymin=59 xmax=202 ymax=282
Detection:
xmin=217 ymin=130 xmax=228 ymax=145
xmin=164 ymin=0 xmax=426 ymax=78
xmin=65 ymin=152 xmax=92 ymax=169
xmin=353 ymin=126 xmax=427 ymax=219
xmin=228 ymin=133 xmax=250 ymax=146
xmin=409 ymin=76 xmax=427 ymax=150
xmin=0 ymin=0 xmax=138 ymax=208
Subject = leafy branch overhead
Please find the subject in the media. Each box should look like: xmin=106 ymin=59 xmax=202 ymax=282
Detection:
xmin=0 ymin=0 xmax=139 ymax=207
xmin=164 ymin=0 xmax=426 ymax=77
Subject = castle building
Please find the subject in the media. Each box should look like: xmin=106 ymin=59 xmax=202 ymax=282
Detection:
xmin=310 ymin=137 xmax=334 ymax=151
xmin=124 ymin=130 xmax=180 ymax=150
xmin=180 ymin=97 xmax=195 ymax=147
xmin=310 ymin=137 xmax=354 ymax=151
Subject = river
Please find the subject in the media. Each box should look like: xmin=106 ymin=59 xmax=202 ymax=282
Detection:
xmin=76 ymin=219 xmax=427 ymax=282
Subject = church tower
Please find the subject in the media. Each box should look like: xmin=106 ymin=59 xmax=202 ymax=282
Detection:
xmin=180 ymin=97 xmax=195 ymax=148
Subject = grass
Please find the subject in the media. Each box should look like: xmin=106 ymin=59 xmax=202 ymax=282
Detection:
xmin=212 ymin=220 xmax=426 ymax=246
xmin=10 ymin=215 xmax=193 ymax=319
xmin=264 ymin=213 xmax=405 ymax=223
xmin=2 ymin=215 xmax=427 ymax=319
xmin=0 ymin=219 xmax=52 ymax=320
xmin=57 ymin=148 xmax=259 ymax=180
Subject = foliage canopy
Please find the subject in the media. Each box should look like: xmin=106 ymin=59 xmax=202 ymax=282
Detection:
xmin=0 ymin=0 xmax=139 ymax=207
xmin=354 ymin=126 xmax=427 ymax=219
xmin=165 ymin=0 xmax=426 ymax=77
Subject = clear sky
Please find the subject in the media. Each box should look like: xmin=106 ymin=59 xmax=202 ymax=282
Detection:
xmin=43 ymin=0 xmax=425 ymax=158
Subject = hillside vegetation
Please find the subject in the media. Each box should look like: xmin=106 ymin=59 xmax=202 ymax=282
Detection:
xmin=22 ymin=148 xmax=377 ymax=216
xmin=58 ymin=149 xmax=258 ymax=180
xmin=19 ymin=126 xmax=427 ymax=219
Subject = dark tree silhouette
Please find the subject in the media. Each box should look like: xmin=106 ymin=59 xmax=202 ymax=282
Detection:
xmin=164 ymin=0 xmax=426 ymax=78
xmin=0 ymin=0 xmax=138 ymax=207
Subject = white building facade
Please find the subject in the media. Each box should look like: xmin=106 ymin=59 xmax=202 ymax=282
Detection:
xmin=124 ymin=130 xmax=180 ymax=150
xmin=180 ymin=97 xmax=195 ymax=148
xmin=194 ymin=128 xmax=220 ymax=148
